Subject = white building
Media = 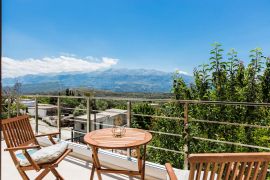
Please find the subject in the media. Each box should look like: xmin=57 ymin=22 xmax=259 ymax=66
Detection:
xmin=73 ymin=109 xmax=127 ymax=141
xmin=20 ymin=99 xmax=35 ymax=107
xmin=28 ymin=104 xmax=57 ymax=118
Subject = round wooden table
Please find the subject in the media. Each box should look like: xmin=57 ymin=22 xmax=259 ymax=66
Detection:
xmin=84 ymin=128 xmax=152 ymax=180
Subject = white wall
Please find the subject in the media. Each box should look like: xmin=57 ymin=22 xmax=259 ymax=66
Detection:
xmin=28 ymin=108 xmax=47 ymax=117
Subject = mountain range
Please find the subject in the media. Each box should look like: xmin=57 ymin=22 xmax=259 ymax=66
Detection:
xmin=3 ymin=69 xmax=193 ymax=93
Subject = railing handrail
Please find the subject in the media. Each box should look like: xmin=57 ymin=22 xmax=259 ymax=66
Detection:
xmin=19 ymin=94 xmax=270 ymax=107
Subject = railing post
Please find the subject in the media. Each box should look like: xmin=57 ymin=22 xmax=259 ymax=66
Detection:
xmin=127 ymin=101 xmax=131 ymax=127
xmin=94 ymin=113 xmax=96 ymax=130
xmin=57 ymin=97 xmax=61 ymax=140
xmin=183 ymin=102 xmax=189 ymax=170
xmin=35 ymin=97 xmax=38 ymax=134
xmin=7 ymin=97 xmax=11 ymax=118
xmin=127 ymin=101 xmax=132 ymax=158
xmin=16 ymin=96 xmax=20 ymax=116
xmin=87 ymin=97 xmax=92 ymax=132
xmin=71 ymin=128 xmax=74 ymax=142
xmin=92 ymin=99 xmax=96 ymax=131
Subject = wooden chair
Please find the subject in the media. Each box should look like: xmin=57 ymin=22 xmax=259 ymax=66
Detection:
xmin=165 ymin=152 xmax=270 ymax=180
xmin=1 ymin=115 xmax=72 ymax=180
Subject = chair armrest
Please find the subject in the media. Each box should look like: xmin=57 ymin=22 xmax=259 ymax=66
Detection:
xmin=35 ymin=132 xmax=60 ymax=137
xmin=5 ymin=145 xmax=40 ymax=151
xmin=36 ymin=132 xmax=60 ymax=144
xmin=165 ymin=163 xmax=178 ymax=180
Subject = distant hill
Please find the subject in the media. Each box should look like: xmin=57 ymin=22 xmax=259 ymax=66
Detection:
xmin=3 ymin=68 xmax=193 ymax=93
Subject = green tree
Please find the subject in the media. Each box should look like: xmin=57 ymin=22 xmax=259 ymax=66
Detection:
xmin=73 ymin=104 xmax=86 ymax=116
xmin=131 ymin=103 xmax=155 ymax=130
xmin=261 ymin=57 xmax=270 ymax=103
xmin=209 ymin=42 xmax=227 ymax=101
xmin=193 ymin=64 xmax=211 ymax=100
xmin=226 ymin=49 xmax=239 ymax=101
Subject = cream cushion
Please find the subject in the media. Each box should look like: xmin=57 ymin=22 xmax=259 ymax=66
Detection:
xmin=17 ymin=142 xmax=68 ymax=166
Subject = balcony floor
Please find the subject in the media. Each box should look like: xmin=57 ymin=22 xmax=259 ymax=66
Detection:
xmin=1 ymin=141 xmax=140 ymax=180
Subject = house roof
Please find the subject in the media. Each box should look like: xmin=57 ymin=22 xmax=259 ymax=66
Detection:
xmin=28 ymin=104 xmax=57 ymax=109
xmin=74 ymin=108 xmax=127 ymax=122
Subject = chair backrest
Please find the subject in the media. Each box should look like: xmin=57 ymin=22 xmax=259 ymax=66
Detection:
xmin=1 ymin=115 xmax=38 ymax=148
xmin=188 ymin=152 xmax=270 ymax=180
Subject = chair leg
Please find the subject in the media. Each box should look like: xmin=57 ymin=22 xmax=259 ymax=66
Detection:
xmin=35 ymin=168 xmax=50 ymax=180
xmin=51 ymin=167 xmax=64 ymax=180
xmin=17 ymin=168 xmax=30 ymax=180
xmin=90 ymin=163 xmax=96 ymax=180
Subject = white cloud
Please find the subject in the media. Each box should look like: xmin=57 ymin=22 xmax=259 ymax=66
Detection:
xmin=3 ymin=55 xmax=118 ymax=78
xmin=174 ymin=68 xmax=190 ymax=75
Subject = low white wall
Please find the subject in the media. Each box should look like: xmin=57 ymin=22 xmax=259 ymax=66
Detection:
xmin=28 ymin=109 xmax=47 ymax=118
xmin=37 ymin=137 xmax=168 ymax=180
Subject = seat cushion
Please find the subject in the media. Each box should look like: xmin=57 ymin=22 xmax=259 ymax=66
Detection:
xmin=17 ymin=142 xmax=68 ymax=166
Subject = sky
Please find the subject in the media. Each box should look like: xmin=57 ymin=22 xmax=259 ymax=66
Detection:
xmin=2 ymin=0 xmax=270 ymax=78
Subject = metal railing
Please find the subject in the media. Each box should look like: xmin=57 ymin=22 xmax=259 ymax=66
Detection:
xmin=3 ymin=95 xmax=270 ymax=170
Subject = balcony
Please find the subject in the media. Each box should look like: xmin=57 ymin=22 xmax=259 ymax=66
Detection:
xmin=1 ymin=95 xmax=270 ymax=179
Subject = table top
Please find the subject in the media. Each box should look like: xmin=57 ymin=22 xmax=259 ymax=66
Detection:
xmin=84 ymin=128 xmax=152 ymax=149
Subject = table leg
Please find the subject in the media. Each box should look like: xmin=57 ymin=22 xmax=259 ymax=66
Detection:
xmin=136 ymin=146 xmax=142 ymax=173
xmin=91 ymin=146 xmax=102 ymax=180
xmin=90 ymin=154 xmax=96 ymax=180
xmin=141 ymin=144 xmax=147 ymax=180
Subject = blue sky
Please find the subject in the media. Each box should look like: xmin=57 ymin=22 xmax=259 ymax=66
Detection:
xmin=3 ymin=0 xmax=270 ymax=77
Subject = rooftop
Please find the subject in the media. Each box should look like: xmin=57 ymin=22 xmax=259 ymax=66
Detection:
xmin=28 ymin=104 xmax=57 ymax=109
xmin=75 ymin=108 xmax=127 ymax=121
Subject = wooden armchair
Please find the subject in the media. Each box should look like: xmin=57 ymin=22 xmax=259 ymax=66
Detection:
xmin=1 ymin=115 xmax=72 ymax=180
xmin=165 ymin=152 xmax=270 ymax=180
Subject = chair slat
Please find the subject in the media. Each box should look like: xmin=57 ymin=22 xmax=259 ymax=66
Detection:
xmin=13 ymin=121 xmax=23 ymax=145
xmin=7 ymin=123 xmax=18 ymax=147
xmin=258 ymin=161 xmax=269 ymax=180
xmin=203 ymin=163 xmax=210 ymax=180
xmin=237 ymin=162 xmax=247 ymax=180
xmin=210 ymin=162 xmax=218 ymax=180
xmin=24 ymin=119 xmax=32 ymax=141
xmin=27 ymin=118 xmax=35 ymax=138
xmin=17 ymin=120 xmax=27 ymax=143
xmin=244 ymin=162 xmax=254 ymax=180
xmin=2 ymin=125 xmax=12 ymax=147
xmin=217 ymin=162 xmax=225 ymax=180
xmin=21 ymin=118 xmax=31 ymax=141
xmin=252 ymin=161 xmax=261 ymax=180
xmin=225 ymin=162 xmax=233 ymax=180
xmin=195 ymin=163 xmax=203 ymax=180
xmin=24 ymin=117 xmax=35 ymax=140
xmin=189 ymin=163 xmax=196 ymax=180
xmin=231 ymin=162 xmax=240 ymax=180
xmin=14 ymin=121 xmax=23 ymax=145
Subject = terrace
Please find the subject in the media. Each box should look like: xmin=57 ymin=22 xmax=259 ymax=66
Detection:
xmin=1 ymin=95 xmax=270 ymax=179
xmin=2 ymin=142 xmax=137 ymax=180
